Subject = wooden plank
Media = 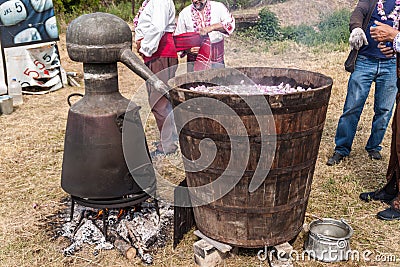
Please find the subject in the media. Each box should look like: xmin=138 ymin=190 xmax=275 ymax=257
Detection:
xmin=173 ymin=179 xmax=195 ymax=248
xmin=233 ymin=13 xmax=260 ymax=29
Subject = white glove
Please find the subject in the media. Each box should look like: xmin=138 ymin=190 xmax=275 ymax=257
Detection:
xmin=349 ymin=27 xmax=368 ymax=50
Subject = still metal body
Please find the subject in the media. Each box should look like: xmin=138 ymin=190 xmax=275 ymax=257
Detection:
xmin=61 ymin=63 xmax=142 ymax=199
xmin=61 ymin=13 xmax=164 ymax=207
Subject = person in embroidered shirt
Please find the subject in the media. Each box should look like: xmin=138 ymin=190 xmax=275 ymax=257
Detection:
xmin=359 ymin=20 xmax=400 ymax=220
xmin=173 ymin=0 xmax=235 ymax=72
xmin=134 ymin=0 xmax=178 ymax=157
xmin=326 ymin=0 xmax=398 ymax=166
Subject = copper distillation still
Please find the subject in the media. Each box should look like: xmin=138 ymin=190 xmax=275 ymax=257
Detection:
xmin=61 ymin=13 xmax=169 ymax=230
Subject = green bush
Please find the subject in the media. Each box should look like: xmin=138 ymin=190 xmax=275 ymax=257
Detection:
xmin=253 ymin=7 xmax=351 ymax=48
xmin=176 ymin=0 xmax=192 ymax=12
xmin=221 ymin=0 xmax=288 ymax=10
xmin=256 ymin=8 xmax=281 ymax=41
xmin=317 ymin=9 xmax=351 ymax=44
xmin=318 ymin=9 xmax=351 ymax=32
xmin=53 ymin=0 xmax=101 ymax=14
xmin=55 ymin=0 xmax=140 ymax=26
xmin=55 ymin=0 xmax=196 ymax=25
xmin=98 ymin=1 xmax=135 ymax=21
xmin=281 ymin=24 xmax=317 ymax=45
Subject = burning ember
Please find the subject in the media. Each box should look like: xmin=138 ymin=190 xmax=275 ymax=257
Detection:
xmin=56 ymin=198 xmax=173 ymax=264
xmin=190 ymin=82 xmax=312 ymax=95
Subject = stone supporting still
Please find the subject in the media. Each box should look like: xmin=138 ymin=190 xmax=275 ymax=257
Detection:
xmin=193 ymin=239 xmax=228 ymax=267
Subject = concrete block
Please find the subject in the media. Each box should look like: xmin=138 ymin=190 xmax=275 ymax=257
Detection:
xmin=193 ymin=239 xmax=228 ymax=267
xmin=269 ymin=258 xmax=294 ymax=267
xmin=194 ymin=230 xmax=232 ymax=253
xmin=273 ymin=242 xmax=293 ymax=260
xmin=270 ymin=242 xmax=294 ymax=267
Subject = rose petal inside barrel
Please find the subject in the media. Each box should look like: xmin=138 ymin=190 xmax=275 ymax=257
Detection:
xmin=190 ymin=83 xmax=312 ymax=95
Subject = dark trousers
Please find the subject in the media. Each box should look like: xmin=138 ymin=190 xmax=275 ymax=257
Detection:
xmin=145 ymin=57 xmax=178 ymax=153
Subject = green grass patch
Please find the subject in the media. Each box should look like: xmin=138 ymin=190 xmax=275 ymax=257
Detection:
xmin=245 ymin=7 xmax=352 ymax=50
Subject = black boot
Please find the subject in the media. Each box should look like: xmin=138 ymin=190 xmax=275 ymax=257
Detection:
xmin=377 ymin=207 xmax=400 ymax=221
xmin=359 ymin=190 xmax=396 ymax=204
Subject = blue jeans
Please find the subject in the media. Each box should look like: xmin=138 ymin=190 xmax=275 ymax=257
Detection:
xmin=334 ymin=54 xmax=397 ymax=156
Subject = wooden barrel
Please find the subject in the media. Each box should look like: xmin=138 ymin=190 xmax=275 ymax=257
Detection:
xmin=168 ymin=67 xmax=332 ymax=248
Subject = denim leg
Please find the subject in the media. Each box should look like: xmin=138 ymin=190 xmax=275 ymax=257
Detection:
xmin=365 ymin=58 xmax=397 ymax=152
xmin=334 ymin=55 xmax=376 ymax=156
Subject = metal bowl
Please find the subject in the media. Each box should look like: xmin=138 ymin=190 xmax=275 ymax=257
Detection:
xmin=304 ymin=218 xmax=353 ymax=262
xmin=0 ymin=95 xmax=13 ymax=115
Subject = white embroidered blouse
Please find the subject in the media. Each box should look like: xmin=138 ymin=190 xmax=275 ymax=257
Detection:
xmin=174 ymin=1 xmax=235 ymax=44
xmin=134 ymin=0 xmax=176 ymax=57
xmin=394 ymin=32 xmax=400 ymax=52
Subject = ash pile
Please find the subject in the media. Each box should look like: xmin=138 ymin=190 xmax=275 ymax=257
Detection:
xmin=58 ymin=198 xmax=173 ymax=264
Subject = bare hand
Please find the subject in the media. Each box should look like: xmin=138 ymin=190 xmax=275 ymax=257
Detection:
xmin=377 ymin=42 xmax=395 ymax=58
xmin=135 ymin=40 xmax=144 ymax=57
xmin=190 ymin=47 xmax=200 ymax=54
xmin=370 ymin=20 xmax=398 ymax=42
xmin=199 ymin=26 xmax=213 ymax=36
xmin=136 ymin=40 xmax=142 ymax=51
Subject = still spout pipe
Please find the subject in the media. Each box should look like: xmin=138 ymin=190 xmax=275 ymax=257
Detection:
xmin=119 ymin=49 xmax=169 ymax=96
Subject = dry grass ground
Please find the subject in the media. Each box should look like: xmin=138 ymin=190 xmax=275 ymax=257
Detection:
xmin=2 ymin=1 xmax=400 ymax=267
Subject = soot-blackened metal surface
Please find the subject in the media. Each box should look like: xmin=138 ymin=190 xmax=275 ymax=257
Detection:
xmin=61 ymin=13 xmax=156 ymax=202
